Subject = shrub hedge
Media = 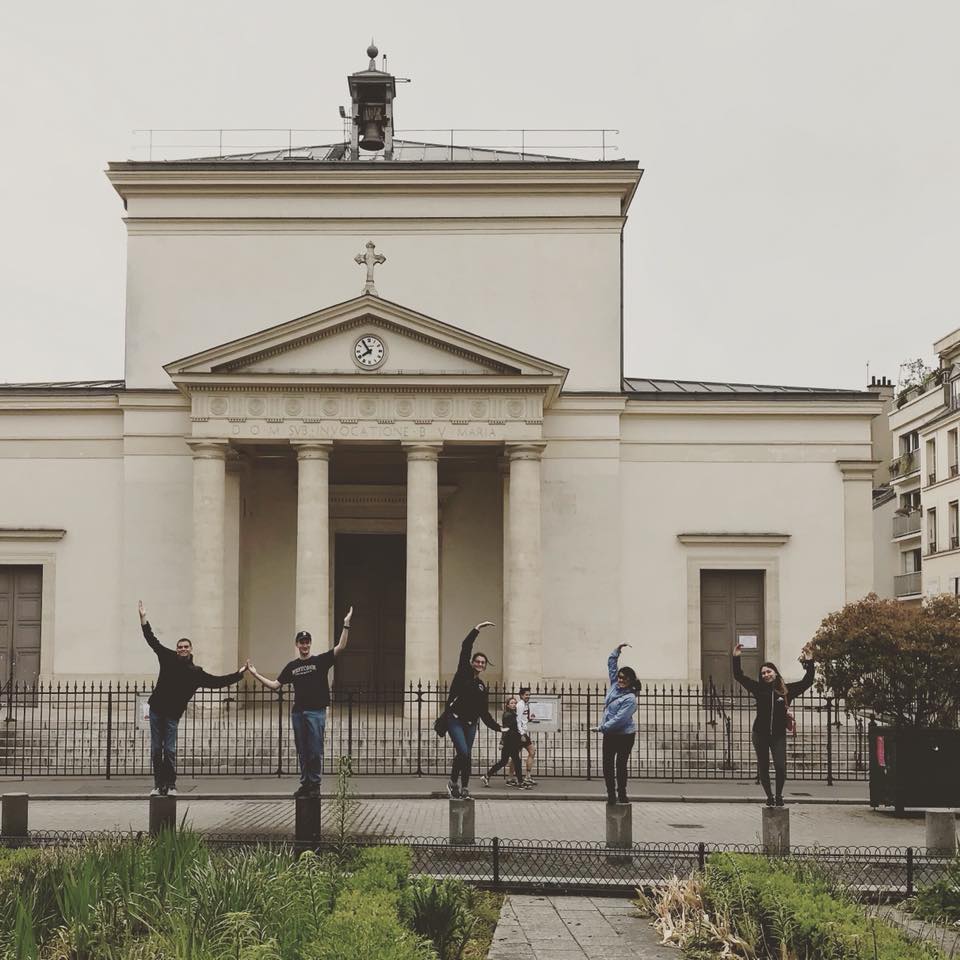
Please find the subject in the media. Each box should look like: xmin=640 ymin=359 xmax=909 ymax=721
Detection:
xmin=704 ymin=853 xmax=945 ymax=960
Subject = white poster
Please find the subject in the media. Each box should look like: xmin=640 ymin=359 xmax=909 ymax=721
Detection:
xmin=527 ymin=695 xmax=561 ymax=733
xmin=737 ymin=634 xmax=758 ymax=650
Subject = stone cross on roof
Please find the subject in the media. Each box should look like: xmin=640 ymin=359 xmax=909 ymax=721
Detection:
xmin=355 ymin=241 xmax=386 ymax=296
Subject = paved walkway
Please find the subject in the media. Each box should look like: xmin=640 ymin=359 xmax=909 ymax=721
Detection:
xmin=5 ymin=790 xmax=946 ymax=848
xmin=488 ymin=895 xmax=673 ymax=960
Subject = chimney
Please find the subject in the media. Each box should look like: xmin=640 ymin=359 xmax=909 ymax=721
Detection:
xmin=868 ymin=374 xmax=895 ymax=402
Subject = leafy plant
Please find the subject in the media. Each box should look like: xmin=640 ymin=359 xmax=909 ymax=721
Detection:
xmin=401 ymin=877 xmax=475 ymax=960
xmin=329 ymin=755 xmax=360 ymax=863
xmin=809 ymin=593 xmax=960 ymax=727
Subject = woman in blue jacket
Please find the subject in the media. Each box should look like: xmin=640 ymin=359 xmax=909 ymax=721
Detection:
xmin=597 ymin=643 xmax=641 ymax=804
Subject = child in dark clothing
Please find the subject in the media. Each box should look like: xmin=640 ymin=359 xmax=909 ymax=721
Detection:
xmin=481 ymin=696 xmax=528 ymax=789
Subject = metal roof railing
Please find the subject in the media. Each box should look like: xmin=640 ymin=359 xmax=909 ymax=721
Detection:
xmin=128 ymin=128 xmax=621 ymax=162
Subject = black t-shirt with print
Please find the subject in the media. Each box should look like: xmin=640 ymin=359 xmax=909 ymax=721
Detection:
xmin=277 ymin=649 xmax=336 ymax=711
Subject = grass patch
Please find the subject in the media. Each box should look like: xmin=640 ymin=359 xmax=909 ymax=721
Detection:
xmin=913 ymin=856 xmax=960 ymax=925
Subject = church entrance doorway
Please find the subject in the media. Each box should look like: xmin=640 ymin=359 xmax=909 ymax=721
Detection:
xmin=0 ymin=565 xmax=42 ymax=689
xmin=333 ymin=534 xmax=406 ymax=693
xmin=700 ymin=570 xmax=765 ymax=690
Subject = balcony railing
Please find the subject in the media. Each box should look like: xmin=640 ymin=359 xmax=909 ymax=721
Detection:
xmin=894 ymin=571 xmax=922 ymax=597
xmin=951 ymin=463 xmax=958 ymax=477
xmin=890 ymin=451 xmax=920 ymax=479
xmin=893 ymin=512 xmax=922 ymax=537
xmin=928 ymin=472 xmax=938 ymax=486
xmin=952 ymin=535 xmax=959 ymax=550
xmin=928 ymin=542 xmax=939 ymax=556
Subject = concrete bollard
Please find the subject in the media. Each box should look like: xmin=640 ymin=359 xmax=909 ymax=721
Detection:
xmin=1 ymin=793 xmax=29 ymax=840
xmin=605 ymin=802 xmax=632 ymax=849
xmin=449 ymin=798 xmax=475 ymax=844
xmin=148 ymin=795 xmax=177 ymax=836
xmin=762 ymin=806 xmax=790 ymax=855
xmin=925 ymin=811 xmax=958 ymax=857
xmin=295 ymin=797 xmax=322 ymax=846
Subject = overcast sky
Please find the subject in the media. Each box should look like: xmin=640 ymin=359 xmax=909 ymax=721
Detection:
xmin=2 ymin=1 xmax=958 ymax=388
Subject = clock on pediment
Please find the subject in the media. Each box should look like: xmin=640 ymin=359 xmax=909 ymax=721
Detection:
xmin=353 ymin=334 xmax=387 ymax=370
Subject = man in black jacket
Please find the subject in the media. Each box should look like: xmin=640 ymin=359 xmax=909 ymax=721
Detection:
xmin=139 ymin=601 xmax=247 ymax=796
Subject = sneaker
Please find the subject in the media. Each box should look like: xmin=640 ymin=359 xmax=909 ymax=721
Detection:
xmin=447 ymin=781 xmax=460 ymax=799
xmin=524 ymin=776 xmax=537 ymax=785
xmin=159 ymin=787 xmax=168 ymax=797
xmin=518 ymin=782 xmax=531 ymax=790
xmin=166 ymin=787 xmax=177 ymax=797
xmin=480 ymin=774 xmax=490 ymax=787
xmin=293 ymin=783 xmax=309 ymax=798
xmin=775 ymin=796 xmax=784 ymax=807
xmin=149 ymin=787 xmax=163 ymax=797
xmin=764 ymin=796 xmax=776 ymax=807
xmin=460 ymin=787 xmax=471 ymax=800
xmin=304 ymin=783 xmax=322 ymax=798
xmin=505 ymin=777 xmax=518 ymax=786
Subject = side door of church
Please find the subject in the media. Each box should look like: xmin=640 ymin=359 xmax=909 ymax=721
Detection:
xmin=700 ymin=570 xmax=764 ymax=691
xmin=0 ymin=566 xmax=42 ymax=690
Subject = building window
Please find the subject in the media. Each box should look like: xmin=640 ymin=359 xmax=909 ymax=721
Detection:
xmin=927 ymin=507 xmax=938 ymax=554
xmin=950 ymin=429 xmax=959 ymax=477
xmin=905 ymin=548 xmax=922 ymax=573
xmin=951 ymin=501 xmax=959 ymax=550
xmin=926 ymin=438 xmax=937 ymax=486
xmin=901 ymin=431 xmax=920 ymax=454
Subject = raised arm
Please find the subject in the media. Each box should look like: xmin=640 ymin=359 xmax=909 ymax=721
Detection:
xmin=787 ymin=656 xmax=816 ymax=701
xmin=139 ymin=600 xmax=169 ymax=658
xmin=333 ymin=606 xmax=353 ymax=657
xmin=731 ymin=644 xmax=761 ymax=695
xmin=456 ymin=621 xmax=494 ymax=673
xmin=608 ymin=643 xmax=630 ymax=684
xmin=246 ymin=660 xmax=282 ymax=692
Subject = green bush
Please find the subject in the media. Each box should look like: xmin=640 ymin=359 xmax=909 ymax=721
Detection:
xmin=913 ymin=857 xmax=960 ymax=923
xmin=310 ymin=890 xmax=434 ymax=960
xmin=704 ymin=853 xmax=945 ymax=959
xmin=400 ymin=878 xmax=475 ymax=960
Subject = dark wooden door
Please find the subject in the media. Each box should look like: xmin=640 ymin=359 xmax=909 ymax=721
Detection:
xmin=0 ymin=566 xmax=42 ymax=688
xmin=700 ymin=570 xmax=764 ymax=689
xmin=333 ymin=534 xmax=405 ymax=692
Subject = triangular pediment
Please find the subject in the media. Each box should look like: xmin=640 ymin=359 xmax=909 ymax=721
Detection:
xmin=165 ymin=295 xmax=568 ymax=386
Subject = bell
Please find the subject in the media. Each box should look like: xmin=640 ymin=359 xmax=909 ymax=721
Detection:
xmin=359 ymin=119 xmax=384 ymax=152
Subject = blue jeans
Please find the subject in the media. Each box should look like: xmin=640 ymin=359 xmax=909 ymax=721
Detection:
xmin=291 ymin=709 xmax=326 ymax=786
xmin=447 ymin=715 xmax=478 ymax=788
xmin=149 ymin=709 xmax=179 ymax=789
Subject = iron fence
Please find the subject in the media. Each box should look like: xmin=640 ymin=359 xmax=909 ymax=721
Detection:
xmin=0 ymin=831 xmax=952 ymax=898
xmin=0 ymin=680 xmax=868 ymax=781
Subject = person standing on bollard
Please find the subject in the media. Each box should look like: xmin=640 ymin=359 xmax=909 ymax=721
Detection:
xmin=138 ymin=600 xmax=248 ymax=797
xmin=444 ymin=621 xmax=501 ymax=800
xmin=733 ymin=641 xmax=815 ymax=807
xmin=480 ymin=695 xmax=528 ymax=790
xmin=597 ymin=643 xmax=641 ymax=804
xmin=247 ymin=607 xmax=353 ymax=798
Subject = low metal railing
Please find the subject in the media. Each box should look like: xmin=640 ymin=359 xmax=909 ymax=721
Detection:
xmin=894 ymin=571 xmax=922 ymax=598
xmin=0 ymin=680 xmax=866 ymax=781
xmin=892 ymin=512 xmax=922 ymax=537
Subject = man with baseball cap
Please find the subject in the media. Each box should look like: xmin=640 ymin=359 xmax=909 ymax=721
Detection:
xmin=247 ymin=606 xmax=353 ymax=797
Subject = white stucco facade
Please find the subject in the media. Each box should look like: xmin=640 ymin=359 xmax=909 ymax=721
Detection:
xmin=0 ymin=87 xmax=883 ymax=689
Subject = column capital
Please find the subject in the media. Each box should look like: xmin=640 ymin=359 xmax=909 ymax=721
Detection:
xmin=836 ymin=459 xmax=881 ymax=481
xmin=403 ymin=441 xmax=442 ymax=462
xmin=292 ymin=440 xmax=333 ymax=461
xmin=186 ymin=439 xmax=230 ymax=460
xmin=506 ymin=441 xmax=547 ymax=462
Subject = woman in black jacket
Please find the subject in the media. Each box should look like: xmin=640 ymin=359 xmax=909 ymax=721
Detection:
xmin=480 ymin=695 xmax=527 ymax=790
xmin=733 ymin=641 xmax=815 ymax=806
xmin=445 ymin=621 xmax=501 ymax=799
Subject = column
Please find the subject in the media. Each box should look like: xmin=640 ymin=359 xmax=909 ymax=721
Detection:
xmin=837 ymin=460 xmax=880 ymax=602
xmin=504 ymin=442 xmax=545 ymax=681
xmin=293 ymin=442 xmax=332 ymax=643
xmin=188 ymin=440 xmax=228 ymax=674
xmin=499 ymin=457 xmax=512 ymax=657
xmin=404 ymin=442 xmax=441 ymax=685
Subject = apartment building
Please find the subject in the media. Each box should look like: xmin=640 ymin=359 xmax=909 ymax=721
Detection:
xmin=885 ymin=328 xmax=960 ymax=601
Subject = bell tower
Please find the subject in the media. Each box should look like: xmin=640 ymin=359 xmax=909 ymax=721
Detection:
xmin=347 ymin=43 xmax=398 ymax=159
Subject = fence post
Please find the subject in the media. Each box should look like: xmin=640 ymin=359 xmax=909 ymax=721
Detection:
xmin=276 ymin=689 xmax=284 ymax=778
xmin=347 ymin=690 xmax=354 ymax=759
xmin=586 ymin=687 xmax=592 ymax=780
xmin=105 ymin=687 xmax=113 ymax=781
xmin=826 ymin=697 xmax=834 ymax=786
xmin=906 ymin=846 xmax=914 ymax=897
xmin=416 ymin=682 xmax=423 ymax=777
xmin=492 ymin=836 xmax=500 ymax=886
xmin=697 ymin=842 xmax=706 ymax=871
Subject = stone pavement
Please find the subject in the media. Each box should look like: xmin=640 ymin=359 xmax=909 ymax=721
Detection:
xmin=487 ymin=895 xmax=673 ymax=960
xmin=7 ymin=793 xmax=943 ymax=848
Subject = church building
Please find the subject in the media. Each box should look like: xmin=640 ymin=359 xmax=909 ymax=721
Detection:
xmin=0 ymin=48 xmax=881 ymax=691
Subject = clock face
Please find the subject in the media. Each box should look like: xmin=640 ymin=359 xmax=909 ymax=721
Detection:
xmin=353 ymin=335 xmax=386 ymax=369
